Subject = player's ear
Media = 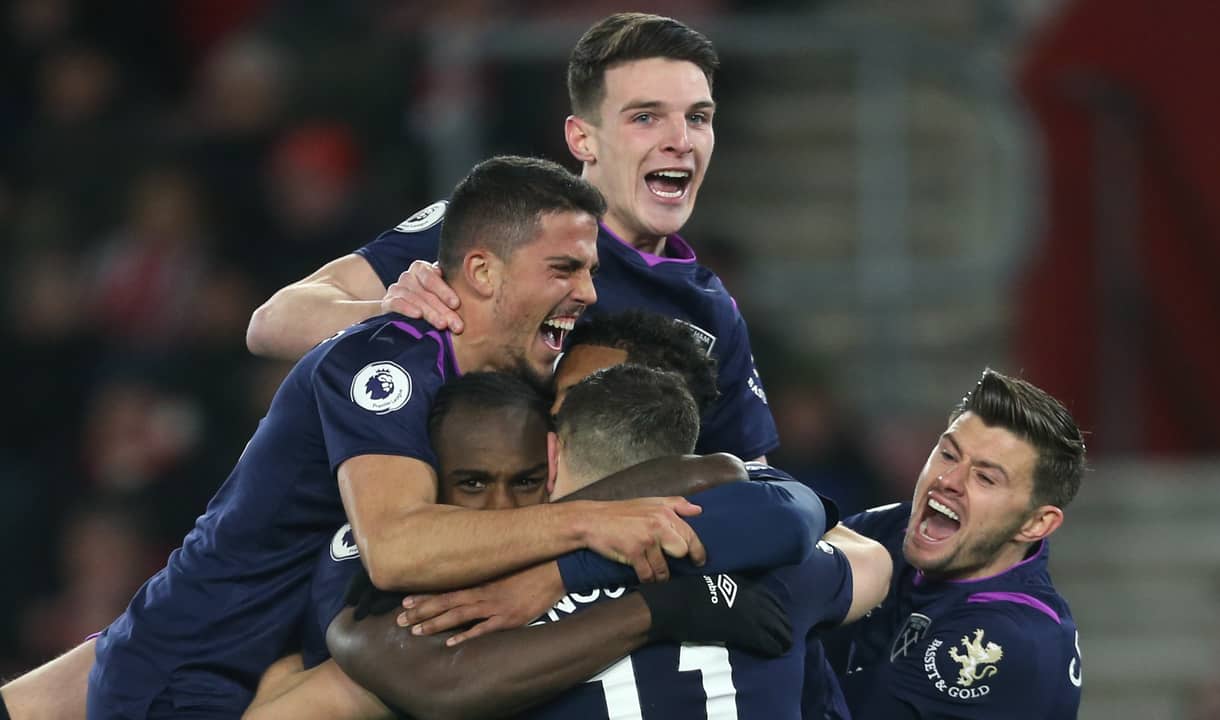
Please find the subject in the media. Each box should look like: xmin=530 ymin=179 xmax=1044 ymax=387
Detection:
xmin=1014 ymin=504 xmax=1063 ymax=543
xmin=546 ymin=431 xmax=559 ymax=496
xmin=565 ymin=115 xmax=596 ymax=164
xmin=462 ymin=250 xmax=498 ymax=299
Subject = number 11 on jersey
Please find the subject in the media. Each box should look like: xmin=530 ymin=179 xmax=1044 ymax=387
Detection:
xmin=585 ymin=644 xmax=739 ymax=719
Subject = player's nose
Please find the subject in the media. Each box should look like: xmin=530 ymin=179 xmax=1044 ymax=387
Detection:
xmin=932 ymin=465 xmax=966 ymax=494
xmin=571 ymin=270 xmax=597 ymax=306
xmin=486 ymin=482 xmax=518 ymax=510
xmin=661 ymin=115 xmax=693 ymax=155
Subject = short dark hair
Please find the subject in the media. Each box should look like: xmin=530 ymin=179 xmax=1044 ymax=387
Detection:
xmin=438 ymin=155 xmax=606 ymax=275
xmin=952 ymin=369 xmax=1087 ymax=509
xmin=429 ymin=371 xmax=551 ymax=444
xmin=567 ymin=13 xmax=719 ymax=121
xmin=555 ymin=364 xmax=699 ymax=481
xmin=564 ymin=310 xmax=719 ymax=414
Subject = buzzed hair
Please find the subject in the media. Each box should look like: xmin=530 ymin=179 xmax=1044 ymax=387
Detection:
xmin=952 ymin=368 xmax=1087 ymax=510
xmin=567 ymin=13 xmax=719 ymax=122
xmin=555 ymin=363 xmax=699 ymax=483
xmin=564 ymin=310 xmax=719 ymax=414
xmin=429 ymin=372 xmax=550 ymax=444
xmin=437 ymin=155 xmax=606 ymax=276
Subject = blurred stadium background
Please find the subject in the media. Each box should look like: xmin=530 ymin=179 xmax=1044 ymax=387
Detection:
xmin=2 ymin=1 xmax=1217 ymax=718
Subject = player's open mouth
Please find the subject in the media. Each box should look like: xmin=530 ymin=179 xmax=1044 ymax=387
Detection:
xmin=540 ymin=316 xmax=575 ymax=352
xmin=645 ymin=169 xmax=692 ymax=199
xmin=917 ymin=496 xmax=961 ymax=542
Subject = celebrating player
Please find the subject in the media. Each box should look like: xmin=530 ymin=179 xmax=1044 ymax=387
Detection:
xmin=826 ymin=369 xmax=1086 ymax=718
xmin=245 ymin=12 xmax=778 ymax=462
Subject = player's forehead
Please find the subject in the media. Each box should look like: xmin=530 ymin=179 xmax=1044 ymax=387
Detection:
xmin=600 ymin=57 xmax=713 ymax=112
xmin=941 ymin=412 xmax=1038 ymax=486
xmin=512 ymin=210 xmax=599 ymax=264
xmin=556 ymin=344 xmax=629 ymax=384
xmin=434 ymin=404 xmax=548 ymax=463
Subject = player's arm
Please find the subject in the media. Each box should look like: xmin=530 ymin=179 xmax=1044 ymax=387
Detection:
xmin=328 ymin=573 xmax=789 ymax=720
xmin=0 ymin=637 xmax=94 ymax=720
xmin=555 ymin=478 xmax=825 ymax=592
xmin=247 ymin=254 xmax=387 ymax=359
xmin=562 ymin=453 xmax=747 ymax=501
xmin=339 ymin=455 xmax=704 ymax=592
xmin=822 ymin=523 xmax=892 ymax=623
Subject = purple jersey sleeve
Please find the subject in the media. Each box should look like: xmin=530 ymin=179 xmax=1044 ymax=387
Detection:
xmin=694 ymin=309 xmax=778 ymax=460
xmin=855 ymin=604 xmax=1078 ymax=720
xmin=313 ymin=321 xmax=449 ymax=472
xmin=352 ymin=202 xmax=446 ymax=287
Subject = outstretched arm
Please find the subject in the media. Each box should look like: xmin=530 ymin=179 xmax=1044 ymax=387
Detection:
xmin=562 ymin=453 xmax=748 ymax=502
xmin=340 ymin=455 xmax=704 ymax=592
xmin=247 ymin=254 xmax=386 ymax=359
xmin=557 ymin=479 xmax=824 ymax=592
xmin=822 ymin=523 xmax=892 ymax=623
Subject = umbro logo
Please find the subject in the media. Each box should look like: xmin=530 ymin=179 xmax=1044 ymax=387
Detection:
xmin=702 ymin=574 xmax=738 ymax=607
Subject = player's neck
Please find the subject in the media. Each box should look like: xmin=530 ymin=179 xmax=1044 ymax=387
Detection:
xmin=939 ymin=540 xmax=1036 ymax=583
xmin=602 ymin=216 xmax=667 ymax=257
xmin=447 ymin=318 xmax=498 ymax=374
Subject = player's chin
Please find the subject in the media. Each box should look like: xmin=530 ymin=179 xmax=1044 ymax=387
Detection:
xmin=527 ymin=342 xmax=561 ymax=379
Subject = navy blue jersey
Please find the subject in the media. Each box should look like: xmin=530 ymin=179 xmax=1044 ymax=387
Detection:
xmin=301 ymin=523 xmax=363 ymax=668
xmin=525 ymin=544 xmax=852 ymax=719
xmin=825 ymin=503 xmax=1082 ymax=719
xmin=356 ymin=203 xmax=778 ymax=459
xmin=87 ymin=315 xmax=459 ymax=718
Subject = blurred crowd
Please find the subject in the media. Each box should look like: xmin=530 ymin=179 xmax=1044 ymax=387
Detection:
xmin=0 ymin=0 xmax=886 ymax=674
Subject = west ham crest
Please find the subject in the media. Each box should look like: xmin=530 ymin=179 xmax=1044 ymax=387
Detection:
xmin=891 ymin=612 xmax=932 ymax=661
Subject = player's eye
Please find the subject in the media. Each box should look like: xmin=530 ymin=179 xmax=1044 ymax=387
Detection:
xmin=975 ymin=471 xmax=996 ymax=486
xmin=632 ymin=112 xmax=654 ymax=124
xmin=514 ymin=476 xmax=546 ymax=492
xmin=455 ymin=479 xmax=488 ymax=492
xmin=688 ymin=112 xmax=710 ymax=125
xmin=939 ymin=449 xmax=957 ymax=463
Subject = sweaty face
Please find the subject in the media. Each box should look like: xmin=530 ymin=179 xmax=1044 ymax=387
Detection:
xmin=492 ymin=211 xmax=599 ymax=387
xmin=435 ymin=405 xmax=549 ymax=510
xmin=580 ymin=57 xmax=714 ymax=251
xmin=551 ymin=344 xmax=629 ymax=414
xmin=903 ymin=412 xmax=1040 ymax=581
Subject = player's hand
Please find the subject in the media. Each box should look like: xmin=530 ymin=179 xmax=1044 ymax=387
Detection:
xmin=396 ymin=562 xmax=565 ymax=646
xmin=638 ymin=573 xmax=793 ymax=658
xmin=380 ymin=260 xmax=464 ymax=333
xmin=579 ymin=497 xmax=706 ymax=583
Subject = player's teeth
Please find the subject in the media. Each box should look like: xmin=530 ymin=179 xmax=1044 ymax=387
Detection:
xmin=655 ymin=170 xmax=689 ymax=178
xmin=919 ymin=519 xmax=930 ymax=537
xmin=929 ymin=499 xmax=959 ymax=521
xmin=544 ymin=318 xmax=574 ymax=331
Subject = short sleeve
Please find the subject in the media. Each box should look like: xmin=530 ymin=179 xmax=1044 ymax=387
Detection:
xmin=694 ymin=309 xmax=779 ymax=460
xmin=302 ymin=523 xmax=364 ymax=668
xmin=769 ymin=539 xmax=854 ymax=634
xmin=313 ymin=325 xmax=447 ymax=472
xmin=352 ymin=202 xmax=446 ymax=287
